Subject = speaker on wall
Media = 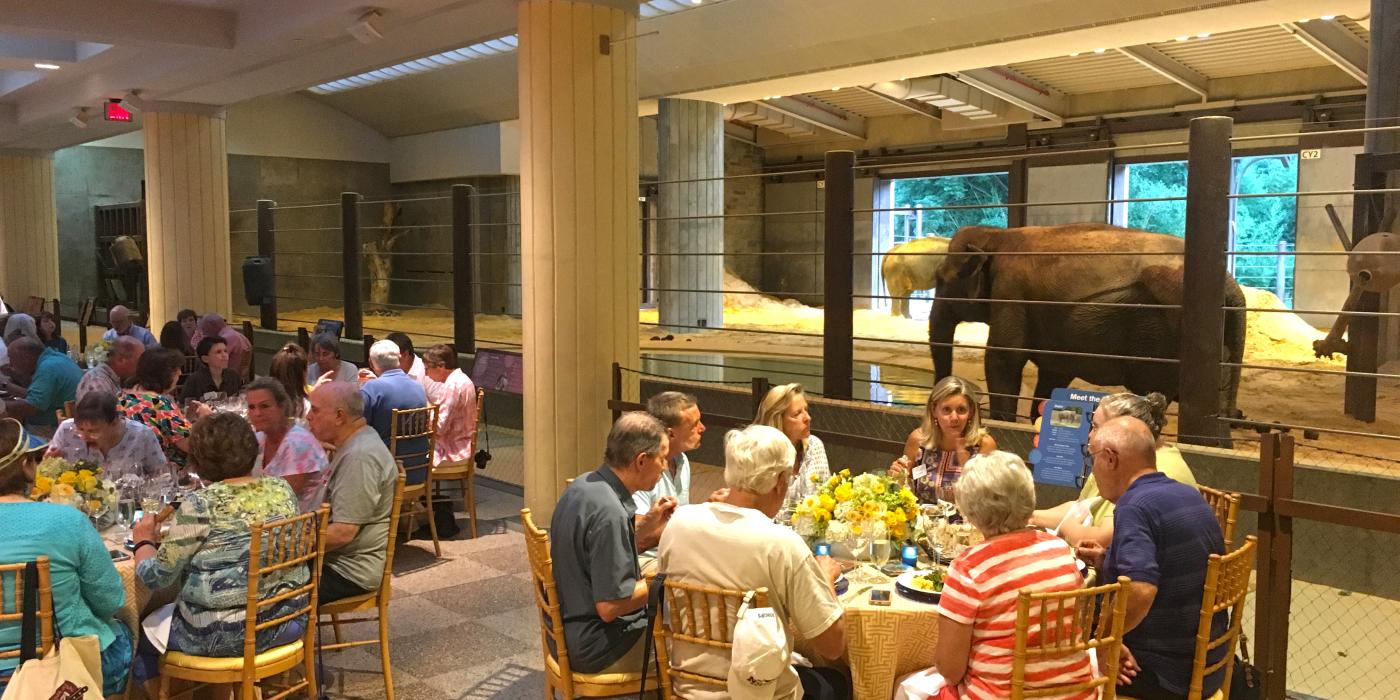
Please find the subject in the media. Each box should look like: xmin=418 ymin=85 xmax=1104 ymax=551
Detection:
xmin=242 ymin=256 xmax=276 ymax=306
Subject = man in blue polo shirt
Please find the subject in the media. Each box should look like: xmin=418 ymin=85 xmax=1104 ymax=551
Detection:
xmin=360 ymin=339 xmax=429 ymax=484
xmin=1 ymin=338 xmax=83 ymax=435
xmin=1078 ymin=416 xmax=1227 ymax=700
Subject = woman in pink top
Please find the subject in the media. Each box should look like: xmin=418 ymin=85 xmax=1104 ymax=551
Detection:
xmin=932 ymin=451 xmax=1093 ymax=700
xmin=421 ymin=344 xmax=478 ymax=466
xmin=244 ymin=377 xmax=328 ymax=512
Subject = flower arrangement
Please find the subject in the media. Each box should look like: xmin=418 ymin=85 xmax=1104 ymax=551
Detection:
xmin=33 ymin=456 xmax=117 ymax=520
xmin=792 ymin=469 xmax=921 ymax=543
xmin=84 ymin=339 xmax=112 ymax=369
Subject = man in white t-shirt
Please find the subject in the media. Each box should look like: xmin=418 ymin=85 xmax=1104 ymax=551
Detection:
xmin=658 ymin=424 xmax=849 ymax=700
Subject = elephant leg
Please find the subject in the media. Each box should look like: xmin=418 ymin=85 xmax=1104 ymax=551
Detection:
xmin=984 ymin=349 xmax=1029 ymax=422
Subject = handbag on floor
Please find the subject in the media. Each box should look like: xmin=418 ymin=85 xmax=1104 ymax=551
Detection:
xmin=1 ymin=562 xmax=104 ymax=700
xmin=1230 ymin=630 xmax=1261 ymax=700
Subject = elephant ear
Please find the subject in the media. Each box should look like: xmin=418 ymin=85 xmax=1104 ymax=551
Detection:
xmin=948 ymin=242 xmax=991 ymax=282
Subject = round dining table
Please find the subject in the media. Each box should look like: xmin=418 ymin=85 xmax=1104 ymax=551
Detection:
xmin=833 ymin=565 xmax=942 ymax=700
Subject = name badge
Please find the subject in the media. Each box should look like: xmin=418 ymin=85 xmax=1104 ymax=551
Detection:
xmin=911 ymin=465 xmax=928 ymax=481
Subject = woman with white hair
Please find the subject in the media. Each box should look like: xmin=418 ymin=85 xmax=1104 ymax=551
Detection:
xmin=912 ymin=451 xmax=1093 ymax=700
xmin=755 ymin=383 xmax=830 ymax=509
xmin=658 ymin=424 xmax=850 ymax=700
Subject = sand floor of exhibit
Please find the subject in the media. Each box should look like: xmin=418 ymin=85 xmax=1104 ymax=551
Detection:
xmin=238 ymin=273 xmax=1399 ymax=474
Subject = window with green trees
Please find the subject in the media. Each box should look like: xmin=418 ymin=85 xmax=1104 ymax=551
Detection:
xmin=1115 ymin=154 xmax=1299 ymax=306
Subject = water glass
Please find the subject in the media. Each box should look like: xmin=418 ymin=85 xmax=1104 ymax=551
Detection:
xmin=870 ymin=538 xmax=892 ymax=568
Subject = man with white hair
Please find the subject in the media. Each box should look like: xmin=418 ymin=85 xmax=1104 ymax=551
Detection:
xmin=76 ymin=336 xmax=144 ymax=403
xmin=658 ymin=424 xmax=848 ymax=700
xmin=1077 ymin=416 xmax=1227 ymax=700
xmin=360 ymin=338 xmax=429 ymax=484
xmin=307 ymin=381 xmax=398 ymax=603
xmin=551 ymin=412 xmax=674 ymax=675
xmin=101 ymin=305 xmax=158 ymax=348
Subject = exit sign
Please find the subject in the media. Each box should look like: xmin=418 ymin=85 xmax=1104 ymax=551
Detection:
xmin=104 ymin=100 xmax=132 ymax=122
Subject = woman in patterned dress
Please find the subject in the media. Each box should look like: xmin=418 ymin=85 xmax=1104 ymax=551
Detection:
xmin=891 ymin=376 xmax=997 ymax=505
xmin=130 ymin=412 xmax=307 ymax=691
xmin=118 ymin=348 xmax=211 ymax=468
xmin=245 ymin=377 xmax=328 ymax=512
xmin=755 ymin=383 xmax=829 ymax=510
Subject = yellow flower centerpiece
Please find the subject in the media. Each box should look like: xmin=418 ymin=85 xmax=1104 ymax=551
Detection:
xmin=34 ymin=456 xmax=117 ymax=525
xmin=792 ymin=469 xmax=921 ymax=544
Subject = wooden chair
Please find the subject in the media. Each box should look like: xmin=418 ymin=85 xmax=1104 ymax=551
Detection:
xmin=158 ymin=507 xmax=329 ymax=700
xmin=54 ymin=400 xmax=76 ymax=425
xmin=1187 ymin=536 xmax=1258 ymax=700
xmin=1010 ymin=575 xmax=1129 ymax=700
xmin=522 ymin=508 xmax=655 ymax=700
xmin=23 ymin=296 xmax=44 ymax=315
xmin=0 ymin=557 xmax=55 ymax=693
xmin=429 ymin=387 xmax=485 ymax=539
xmin=1197 ymin=485 xmax=1241 ymax=551
xmin=391 ymin=405 xmax=441 ymax=557
xmin=653 ymin=580 xmax=769 ymax=699
xmin=318 ymin=473 xmax=406 ymax=700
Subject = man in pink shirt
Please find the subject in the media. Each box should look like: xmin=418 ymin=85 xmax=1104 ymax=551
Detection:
xmin=420 ymin=343 xmax=477 ymax=465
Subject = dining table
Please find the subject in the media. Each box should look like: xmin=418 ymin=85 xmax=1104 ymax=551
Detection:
xmin=832 ymin=563 xmax=942 ymax=700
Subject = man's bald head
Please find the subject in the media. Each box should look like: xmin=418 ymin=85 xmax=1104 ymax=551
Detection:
xmin=107 ymin=336 xmax=145 ymax=379
xmin=1088 ymin=415 xmax=1157 ymax=503
xmin=108 ymin=305 xmax=131 ymax=331
xmin=6 ymin=337 xmax=42 ymax=375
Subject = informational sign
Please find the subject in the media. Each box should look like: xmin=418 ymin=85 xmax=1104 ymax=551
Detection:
xmin=1300 ymin=148 xmax=1322 ymax=160
xmin=471 ymin=348 xmax=524 ymax=395
xmin=1027 ymin=388 xmax=1107 ymax=488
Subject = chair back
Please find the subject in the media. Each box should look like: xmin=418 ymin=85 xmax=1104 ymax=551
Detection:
xmin=1188 ymin=535 xmax=1258 ymax=700
xmin=470 ymin=387 xmax=485 ymax=448
xmin=1197 ymin=485 xmax=1241 ymax=550
xmin=381 ymin=470 xmax=408 ymax=591
xmin=1010 ymin=576 xmax=1129 ymax=700
xmin=23 ymin=297 xmax=44 ymax=316
xmin=55 ymin=400 xmax=76 ymax=425
xmin=522 ymin=509 xmax=576 ymax=688
xmin=653 ymin=579 xmax=769 ymax=698
xmin=240 ymin=508 xmax=329 ymax=681
xmin=389 ymin=405 xmax=438 ymax=486
xmin=0 ymin=557 xmax=55 ymax=668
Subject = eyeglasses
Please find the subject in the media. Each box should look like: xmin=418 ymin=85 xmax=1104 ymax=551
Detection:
xmin=1078 ymin=444 xmax=1107 ymax=488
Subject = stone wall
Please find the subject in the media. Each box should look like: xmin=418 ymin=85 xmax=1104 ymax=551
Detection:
xmin=724 ymin=137 xmax=764 ymax=287
xmin=53 ymin=146 xmax=145 ymax=315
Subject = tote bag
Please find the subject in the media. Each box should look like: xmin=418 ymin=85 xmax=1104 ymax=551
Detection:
xmin=1 ymin=562 xmax=104 ymax=700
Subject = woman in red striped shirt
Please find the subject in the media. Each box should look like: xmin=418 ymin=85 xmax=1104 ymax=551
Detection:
xmin=933 ymin=451 xmax=1094 ymax=700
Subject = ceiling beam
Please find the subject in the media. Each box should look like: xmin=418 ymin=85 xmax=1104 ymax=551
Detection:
xmin=852 ymin=85 xmax=942 ymax=123
xmin=0 ymin=0 xmax=235 ymax=50
xmin=1280 ymin=20 xmax=1368 ymax=85
xmin=1115 ymin=45 xmax=1210 ymax=100
xmin=761 ymin=95 xmax=866 ymax=139
xmin=952 ymin=68 xmax=1064 ymax=126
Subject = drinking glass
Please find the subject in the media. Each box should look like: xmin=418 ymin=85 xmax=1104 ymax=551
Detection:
xmin=870 ymin=537 xmax=892 ymax=568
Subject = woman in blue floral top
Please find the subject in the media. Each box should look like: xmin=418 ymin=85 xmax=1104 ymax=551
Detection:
xmin=117 ymin=348 xmax=211 ymax=468
xmin=130 ymin=412 xmax=305 ymax=688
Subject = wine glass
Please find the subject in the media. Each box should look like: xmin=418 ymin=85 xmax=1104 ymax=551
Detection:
xmin=849 ymin=521 xmax=871 ymax=565
xmin=869 ymin=523 xmax=891 ymax=569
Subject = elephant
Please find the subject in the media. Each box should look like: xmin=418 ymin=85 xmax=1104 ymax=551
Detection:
xmin=1313 ymin=231 xmax=1400 ymax=358
xmin=929 ymin=224 xmax=1246 ymax=426
xmin=881 ymin=236 xmax=951 ymax=318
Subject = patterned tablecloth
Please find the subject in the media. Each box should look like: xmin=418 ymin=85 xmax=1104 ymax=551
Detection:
xmin=836 ymin=566 xmax=941 ymax=700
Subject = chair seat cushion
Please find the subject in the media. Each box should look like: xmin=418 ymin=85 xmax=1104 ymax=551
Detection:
xmin=544 ymin=652 xmax=646 ymax=685
xmin=163 ymin=640 xmax=304 ymax=671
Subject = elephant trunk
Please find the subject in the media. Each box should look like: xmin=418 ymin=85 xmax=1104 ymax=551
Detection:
xmin=1220 ymin=286 xmax=1247 ymax=424
xmin=930 ymin=301 xmax=957 ymax=380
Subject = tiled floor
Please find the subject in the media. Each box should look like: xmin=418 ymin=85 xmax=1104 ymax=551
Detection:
xmin=320 ymin=480 xmax=547 ymax=700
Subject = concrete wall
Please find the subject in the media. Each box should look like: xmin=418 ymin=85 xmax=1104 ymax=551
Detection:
xmin=1026 ymin=162 xmax=1110 ymax=226
xmin=389 ymin=121 xmax=520 ymax=182
xmin=53 ymin=146 xmax=145 ymax=314
xmin=760 ymin=176 xmax=873 ymax=304
xmin=724 ymin=136 xmax=764 ymax=287
xmin=1295 ymin=146 xmax=1360 ymax=328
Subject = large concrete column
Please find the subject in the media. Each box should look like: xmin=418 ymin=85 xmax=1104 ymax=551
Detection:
xmin=657 ymin=98 xmax=724 ymax=331
xmin=142 ymin=105 xmax=231 ymax=328
xmin=0 ymin=152 xmax=59 ymax=305
xmin=519 ymin=0 xmax=641 ymax=518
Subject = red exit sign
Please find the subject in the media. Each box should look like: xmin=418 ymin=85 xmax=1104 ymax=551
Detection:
xmin=104 ymin=100 xmax=132 ymax=122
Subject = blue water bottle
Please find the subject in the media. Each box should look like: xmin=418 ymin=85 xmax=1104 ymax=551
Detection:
xmin=901 ymin=543 xmax=919 ymax=569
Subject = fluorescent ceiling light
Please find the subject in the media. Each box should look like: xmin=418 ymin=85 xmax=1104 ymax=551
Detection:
xmin=308 ymin=34 xmax=519 ymax=94
xmin=34 ymin=63 xmax=61 ymax=70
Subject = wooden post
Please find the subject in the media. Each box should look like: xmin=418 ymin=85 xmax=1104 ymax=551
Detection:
xmin=1252 ymin=432 xmax=1295 ymax=699
xmin=1007 ymin=159 xmax=1029 ymax=229
xmin=822 ymin=151 xmax=855 ymax=401
xmin=341 ymin=192 xmax=363 ymax=340
xmin=452 ymin=184 xmax=477 ymax=354
xmin=297 ymin=327 xmax=309 ymax=352
xmin=611 ymin=362 xmax=623 ymax=422
xmin=751 ymin=376 xmax=771 ymax=419
xmin=256 ymin=199 xmax=277 ymax=331
xmin=1177 ymin=116 xmax=1232 ymax=446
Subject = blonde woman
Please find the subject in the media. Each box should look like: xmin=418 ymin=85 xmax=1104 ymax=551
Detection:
xmin=891 ymin=376 xmax=997 ymax=504
xmin=755 ymin=383 xmax=829 ymax=506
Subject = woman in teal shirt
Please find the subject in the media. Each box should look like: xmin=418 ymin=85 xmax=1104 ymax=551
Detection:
xmin=0 ymin=418 xmax=132 ymax=696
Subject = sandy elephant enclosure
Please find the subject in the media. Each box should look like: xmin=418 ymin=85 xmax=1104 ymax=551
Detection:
xmin=246 ymin=271 xmax=1399 ymax=475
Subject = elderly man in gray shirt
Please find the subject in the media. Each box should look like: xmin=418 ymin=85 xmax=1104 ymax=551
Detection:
xmin=76 ymin=336 xmax=144 ymax=403
xmin=550 ymin=411 xmax=674 ymax=674
xmin=307 ymin=381 xmax=399 ymax=603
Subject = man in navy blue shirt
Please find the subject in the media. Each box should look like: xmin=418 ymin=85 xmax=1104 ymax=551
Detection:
xmin=360 ymin=339 xmax=430 ymax=484
xmin=1078 ymin=416 xmax=1227 ymax=700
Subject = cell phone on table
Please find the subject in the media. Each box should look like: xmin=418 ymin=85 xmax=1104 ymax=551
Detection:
xmin=110 ymin=549 xmax=131 ymax=562
xmin=869 ymin=589 xmax=891 ymax=606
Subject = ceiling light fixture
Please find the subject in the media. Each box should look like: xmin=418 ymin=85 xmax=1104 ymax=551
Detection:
xmin=1093 ymin=48 xmax=1106 ymax=53
xmin=69 ymin=109 xmax=88 ymax=129
xmin=1069 ymin=52 xmax=1080 ymax=57
xmin=347 ymin=9 xmax=384 ymax=44
xmin=831 ymin=86 xmax=840 ymax=91
xmin=1320 ymin=14 xmax=1336 ymax=20
xmin=34 ymin=63 xmax=60 ymax=70
xmin=1298 ymin=17 xmax=1310 ymax=22
xmin=120 ymin=90 xmax=146 ymax=112
xmin=1196 ymin=32 xmax=1210 ymax=38
xmin=1175 ymin=35 xmax=1189 ymax=41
